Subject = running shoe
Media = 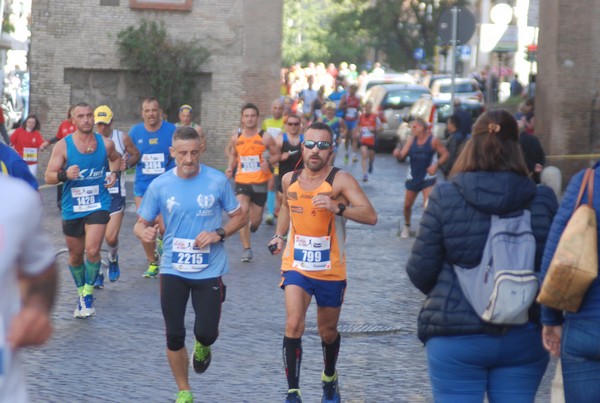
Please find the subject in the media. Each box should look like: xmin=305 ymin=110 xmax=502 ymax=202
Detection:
xmin=321 ymin=371 xmax=341 ymax=403
xmin=285 ymin=389 xmax=302 ymax=403
xmin=175 ymin=390 xmax=193 ymax=403
xmin=108 ymin=256 xmax=120 ymax=282
xmin=191 ymin=340 xmax=212 ymax=374
xmin=265 ymin=214 xmax=275 ymax=225
xmin=73 ymin=297 xmax=85 ymax=319
xmin=368 ymin=160 xmax=374 ymax=174
xmin=241 ymin=248 xmax=253 ymax=262
xmin=400 ymin=225 xmax=410 ymax=239
xmin=343 ymin=155 xmax=349 ymax=164
xmin=352 ymin=155 xmax=358 ymax=163
xmin=93 ymin=271 xmax=104 ymax=289
xmin=363 ymin=174 xmax=368 ymax=182
xmin=80 ymin=295 xmax=96 ymax=318
xmin=143 ymin=261 xmax=160 ymax=278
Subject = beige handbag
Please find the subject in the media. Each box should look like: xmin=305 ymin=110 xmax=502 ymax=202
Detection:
xmin=537 ymin=168 xmax=598 ymax=312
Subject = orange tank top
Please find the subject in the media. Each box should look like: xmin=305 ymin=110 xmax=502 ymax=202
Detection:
xmin=359 ymin=114 xmax=378 ymax=146
xmin=235 ymin=132 xmax=271 ymax=184
xmin=281 ymin=168 xmax=346 ymax=281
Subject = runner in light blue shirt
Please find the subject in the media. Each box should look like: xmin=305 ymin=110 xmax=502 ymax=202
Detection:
xmin=134 ymin=126 xmax=247 ymax=402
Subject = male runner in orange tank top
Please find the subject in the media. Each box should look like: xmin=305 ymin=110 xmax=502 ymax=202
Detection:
xmin=268 ymin=122 xmax=377 ymax=403
xmin=226 ymin=103 xmax=278 ymax=262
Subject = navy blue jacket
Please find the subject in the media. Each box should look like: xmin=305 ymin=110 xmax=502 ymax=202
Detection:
xmin=541 ymin=164 xmax=600 ymax=325
xmin=406 ymin=171 xmax=558 ymax=343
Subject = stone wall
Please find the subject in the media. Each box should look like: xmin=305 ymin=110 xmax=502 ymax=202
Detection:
xmin=537 ymin=1 xmax=600 ymax=189
xmin=30 ymin=0 xmax=282 ymax=175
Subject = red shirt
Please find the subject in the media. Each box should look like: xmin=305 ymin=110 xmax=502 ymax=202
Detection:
xmin=56 ymin=120 xmax=75 ymax=140
xmin=10 ymin=128 xmax=45 ymax=164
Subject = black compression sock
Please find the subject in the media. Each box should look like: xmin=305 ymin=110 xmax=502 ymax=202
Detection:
xmin=283 ymin=336 xmax=302 ymax=390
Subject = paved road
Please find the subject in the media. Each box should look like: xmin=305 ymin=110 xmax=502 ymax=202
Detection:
xmin=22 ymin=153 xmax=557 ymax=402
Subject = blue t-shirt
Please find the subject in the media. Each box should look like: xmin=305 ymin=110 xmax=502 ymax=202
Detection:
xmin=0 ymin=142 xmax=38 ymax=189
xmin=137 ymin=165 xmax=240 ymax=280
xmin=328 ymin=90 xmax=347 ymax=118
xmin=62 ymin=134 xmax=111 ymax=220
xmin=129 ymin=121 xmax=177 ymax=196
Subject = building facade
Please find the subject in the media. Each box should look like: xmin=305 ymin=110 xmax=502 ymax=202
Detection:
xmin=30 ymin=0 xmax=283 ymax=169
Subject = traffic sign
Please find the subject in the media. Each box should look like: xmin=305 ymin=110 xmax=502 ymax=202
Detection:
xmin=438 ymin=6 xmax=476 ymax=46
xmin=413 ymin=47 xmax=425 ymax=60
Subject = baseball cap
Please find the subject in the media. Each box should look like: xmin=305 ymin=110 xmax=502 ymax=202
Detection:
xmin=94 ymin=105 xmax=113 ymax=124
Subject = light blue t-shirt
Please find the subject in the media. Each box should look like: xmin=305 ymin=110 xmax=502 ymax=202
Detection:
xmin=129 ymin=121 xmax=177 ymax=196
xmin=137 ymin=165 xmax=240 ymax=280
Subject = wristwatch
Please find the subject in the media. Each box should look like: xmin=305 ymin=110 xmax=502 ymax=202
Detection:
xmin=215 ymin=227 xmax=226 ymax=242
xmin=336 ymin=203 xmax=346 ymax=216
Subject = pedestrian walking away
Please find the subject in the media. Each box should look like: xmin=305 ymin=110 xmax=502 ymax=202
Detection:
xmin=268 ymin=121 xmax=377 ymax=403
xmin=0 ymin=174 xmax=57 ymax=402
xmin=134 ymin=126 xmax=247 ymax=403
xmin=393 ymin=117 xmax=448 ymax=238
xmin=44 ymin=102 xmax=122 ymax=318
xmin=540 ymin=161 xmax=600 ymax=403
xmin=92 ymin=105 xmax=141 ymax=288
xmin=129 ymin=97 xmax=177 ymax=278
xmin=225 ymin=102 xmax=278 ymax=262
xmin=406 ymin=109 xmax=558 ymax=402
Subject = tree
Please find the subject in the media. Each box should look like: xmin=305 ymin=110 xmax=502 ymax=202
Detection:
xmin=116 ymin=20 xmax=210 ymax=119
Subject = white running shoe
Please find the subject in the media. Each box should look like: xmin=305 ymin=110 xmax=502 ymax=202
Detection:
xmin=400 ymin=225 xmax=410 ymax=239
xmin=79 ymin=295 xmax=96 ymax=318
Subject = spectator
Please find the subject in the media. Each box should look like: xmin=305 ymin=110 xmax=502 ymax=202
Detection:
xmin=440 ymin=115 xmax=467 ymax=179
xmin=0 ymin=107 xmax=9 ymax=144
xmin=510 ymin=74 xmax=524 ymax=98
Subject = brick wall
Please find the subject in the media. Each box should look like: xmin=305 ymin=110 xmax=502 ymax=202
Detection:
xmin=537 ymin=1 xmax=600 ymax=189
xmin=30 ymin=0 xmax=282 ymax=175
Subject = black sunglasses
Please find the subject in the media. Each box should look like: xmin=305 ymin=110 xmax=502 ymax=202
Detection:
xmin=303 ymin=140 xmax=332 ymax=150
xmin=287 ymin=122 xmax=301 ymax=126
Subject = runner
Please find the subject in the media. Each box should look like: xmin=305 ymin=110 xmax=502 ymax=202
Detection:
xmin=9 ymin=115 xmax=47 ymax=177
xmin=261 ymin=99 xmax=286 ymax=225
xmin=338 ymin=84 xmax=361 ymax=163
xmin=0 ymin=141 xmax=39 ymax=189
xmin=225 ymin=102 xmax=277 ymax=262
xmin=319 ymin=101 xmax=346 ymax=166
xmin=44 ymin=102 xmax=122 ymax=318
xmin=393 ymin=117 xmax=448 ymax=239
xmin=92 ymin=105 xmax=141 ymax=288
xmin=176 ymin=104 xmax=205 ymax=138
xmin=272 ymin=113 xmax=304 ymax=216
xmin=357 ymin=101 xmax=382 ymax=182
xmin=134 ymin=126 xmax=246 ymax=403
xmin=268 ymin=122 xmax=378 ymax=403
xmin=129 ymin=97 xmax=177 ymax=277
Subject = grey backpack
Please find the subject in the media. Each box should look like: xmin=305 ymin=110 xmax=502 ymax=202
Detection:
xmin=454 ymin=210 xmax=538 ymax=325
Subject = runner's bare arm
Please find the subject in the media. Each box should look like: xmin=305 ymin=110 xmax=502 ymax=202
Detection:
xmin=122 ymin=132 xmax=141 ymax=168
xmin=194 ymin=204 xmax=248 ymax=247
xmin=265 ymin=132 xmax=281 ymax=164
xmin=268 ymin=172 xmax=293 ymax=254
xmin=225 ymin=134 xmax=238 ymax=178
xmin=134 ymin=217 xmax=159 ymax=244
xmin=104 ymin=137 xmax=122 ymax=187
xmin=427 ymin=137 xmax=449 ymax=175
xmin=44 ymin=140 xmax=68 ymax=184
xmin=335 ymin=171 xmax=377 ymax=225
xmin=394 ymin=134 xmax=414 ymax=160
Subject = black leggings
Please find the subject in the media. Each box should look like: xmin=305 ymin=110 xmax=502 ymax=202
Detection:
xmin=160 ymin=274 xmax=225 ymax=351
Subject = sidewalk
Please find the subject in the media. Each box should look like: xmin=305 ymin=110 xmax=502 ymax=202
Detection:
xmin=23 ymin=153 xmax=556 ymax=402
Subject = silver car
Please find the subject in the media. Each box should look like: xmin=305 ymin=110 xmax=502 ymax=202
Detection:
xmin=363 ymin=83 xmax=431 ymax=148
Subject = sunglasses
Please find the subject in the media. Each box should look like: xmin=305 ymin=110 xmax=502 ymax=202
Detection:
xmin=303 ymin=140 xmax=332 ymax=150
xmin=287 ymin=122 xmax=301 ymax=126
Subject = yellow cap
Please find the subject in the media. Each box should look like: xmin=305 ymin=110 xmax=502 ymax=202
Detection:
xmin=94 ymin=105 xmax=113 ymax=124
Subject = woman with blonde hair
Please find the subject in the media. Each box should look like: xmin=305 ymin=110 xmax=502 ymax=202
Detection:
xmin=406 ymin=109 xmax=558 ymax=402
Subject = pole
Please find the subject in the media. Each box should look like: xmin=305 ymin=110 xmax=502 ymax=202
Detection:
xmin=450 ymin=6 xmax=458 ymax=114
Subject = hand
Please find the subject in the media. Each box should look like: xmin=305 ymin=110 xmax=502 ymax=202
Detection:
xmin=261 ymin=160 xmax=271 ymax=173
xmin=120 ymin=158 xmax=127 ymax=171
xmin=66 ymin=165 xmax=80 ymax=180
xmin=225 ymin=168 xmax=233 ymax=179
xmin=281 ymin=152 xmax=289 ymax=161
xmin=534 ymin=163 xmax=543 ymax=173
xmin=542 ymin=325 xmax=562 ymax=357
xmin=312 ymin=195 xmax=335 ymax=212
xmin=142 ymin=224 xmax=160 ymax=244
xmin=194 ymin=230 xmax=219 ymax=248
xmin=268 ymin=237 xmax=284 ymax=255
xmin=426 ymin=163 xmax=438 ymax=175
xmin=41 ymin=140 xmax=50 ymax=150
xmin=104 ymin=172 xmax=117 ymax=188
xmin=7 ymin=305 xmax=52 ymax=349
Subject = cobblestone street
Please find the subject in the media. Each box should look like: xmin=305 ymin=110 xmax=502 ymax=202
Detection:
xmin=23 ymin=153 xmax=557 ymax=402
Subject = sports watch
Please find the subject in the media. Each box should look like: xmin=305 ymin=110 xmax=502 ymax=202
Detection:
xmin=215 ymin=227 xmax=226 ymax=242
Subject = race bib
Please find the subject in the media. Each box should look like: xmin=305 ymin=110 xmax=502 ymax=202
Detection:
xmin=346 ymin=108 xmax=357 ymax=119
xmin=361 ymin=127 xmax=374 ymax=138
xmin=141 ymin=153 xmax=165 ymax=175
xmin=240 ymin=155 xmax=261 ymax=173
xmin=171 ymin=237 xmax=210 ymax=272
xmin=71 ymin=185 xmax=101 ymax=213
xmin=267 ymin=127 xmax=282 ymax=138
xmin=23 ymin=147 xmax=37 ymax=162
xmin=293 ymin=235 xmax=331 ymax=271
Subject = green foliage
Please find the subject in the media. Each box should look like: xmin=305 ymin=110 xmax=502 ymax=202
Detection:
xmin=116 ymin=20 xmax=210 ymax=119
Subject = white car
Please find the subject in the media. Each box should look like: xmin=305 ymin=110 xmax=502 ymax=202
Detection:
xmin=430 ymin=77 xmax=483 ymax=103
xmin=357 ymin=73 xmax=416 ymax=98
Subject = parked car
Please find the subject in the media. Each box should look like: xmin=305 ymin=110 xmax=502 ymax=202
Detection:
xmin=396 ymin=96 xmax=484 ymax=146
xmin=430 ymin=77 xmax=484 ymax=103
xmin=357 ymin=73 xmax=416 ymax=97
xmin=363 ymin=83 xmax=431 ymax=148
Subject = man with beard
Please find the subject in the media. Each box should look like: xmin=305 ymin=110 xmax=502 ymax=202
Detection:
xmin=45 ymin=102 xmax=122 ymax=318
xmin=268 ymin=122 xmax=378 ymax=403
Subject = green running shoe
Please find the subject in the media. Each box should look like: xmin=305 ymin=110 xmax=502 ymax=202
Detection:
xmin=191 ymin=340 xmax=212 ymax=374
xmin=175 ymin=390 xmax=193 ymax=403
xmin=143 ymin=261 xmax=159 ymax=278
